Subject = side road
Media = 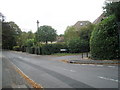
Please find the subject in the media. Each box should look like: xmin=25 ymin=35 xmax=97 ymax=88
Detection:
xmin=10 ymin=51 xmax=120 ymax=65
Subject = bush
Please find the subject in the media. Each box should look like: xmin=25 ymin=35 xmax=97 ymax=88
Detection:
xmin=67 ymin=38 xmax=89 ymax=53
xmin=13 ymin=46 xmax=21 ymax=51
xmin=90 ymin=15 xmax=119 ymax=60
xmin=41 ymin=43 xmax=67 ymax=55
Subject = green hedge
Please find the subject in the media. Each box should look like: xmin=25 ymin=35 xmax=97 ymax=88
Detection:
xmin=41 ymin=43 xmax=67 ymax=55
xmin=13 ymin=46 xmax=21 ymax=51
xmin=24 ymin=43 xmax=67 ymax=55
xmin=67 ymin=38 xmax=89 ymax=53
xmin=90 ymin=15 xmax=119 ymax=60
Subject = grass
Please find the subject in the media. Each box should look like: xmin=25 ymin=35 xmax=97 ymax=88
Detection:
xmin=52 ymin=53 xmax=83 ymax=56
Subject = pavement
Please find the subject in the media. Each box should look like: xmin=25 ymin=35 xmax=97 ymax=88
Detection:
xmin=2 ymin=51 xmax=119 ymax=89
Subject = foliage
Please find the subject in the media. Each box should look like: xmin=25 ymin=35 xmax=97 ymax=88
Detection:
xmin=35 ymin=25 xmax=57 ymax=44
xmin=64 ymin=26 xmax=79 ymax=41
xmin=2 ymin=21 xmax=22 ymax=49
xmin=78 ymin=24 xmax=95 ymax=41
xmin=13 ymin=46 xmax=21 ymax=51
xmin=24 ymin=43 xmax=67 ymax=55
xmin=18 ymin=31 xmax=35 ymax=47
xmin=104 ymin=1 xmax=120 ymax=22
xmin=25 ymin=39 xmax=34 ymax=47
xmin=67 ymin=38 xmax=89 ymax=53
xmin=90 ymin=15 xmax=119 ymax=60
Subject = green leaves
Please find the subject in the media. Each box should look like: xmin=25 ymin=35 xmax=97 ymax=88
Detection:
xmin=67 ymin=38 xmax=89 ymax=53
xmin=90 ymin=15 xmax=119 ymax=60
xmin=2 ymin=22 xmax=22 ymax=50
xmin=35 ymin=25 xmax=57 ymax=44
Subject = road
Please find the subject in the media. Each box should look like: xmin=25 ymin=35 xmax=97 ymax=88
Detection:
xmin=2 ymin=51 xmax=119 ymax=89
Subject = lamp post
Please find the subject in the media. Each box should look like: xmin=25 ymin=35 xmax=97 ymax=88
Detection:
xmin=37 ymin=20 xmax=39 ymax=30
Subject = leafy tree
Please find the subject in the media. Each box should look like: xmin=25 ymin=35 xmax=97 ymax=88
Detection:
xmin=25 ymin=39 xmax=34 ymax=47
xmin=103 ymin=1 xmax=120 ymax=22
xmin=27 ymin=31 xmax=35 ymax=39
xmin=64 ymin=26 xmax=79 ymax=41
xmin=78 ymin=24 xmax=95 ymax=41
xmin=2 ymin=21 xmax=22 ymax=49
xmin=35 ymin=25 xmax=57 ymax=44
xmin=18 ymin=31 xmax=35 ymax=47
xmin=64 ymin=24 xmax=94 ymax=53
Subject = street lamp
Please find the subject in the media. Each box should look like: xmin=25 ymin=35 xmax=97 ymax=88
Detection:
xmin=37 ymin=20 xmax=39 ymax=30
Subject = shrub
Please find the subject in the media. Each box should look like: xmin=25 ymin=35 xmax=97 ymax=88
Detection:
xmin=67 ymin=38 xmax=89 ymax=53
xmin=90 ymin=15 xmax=119 ymax=60
xmin=40 ymin=43 xmax=67 ymax=55
xmin=13 ymin=46 xmax=21 ymax=51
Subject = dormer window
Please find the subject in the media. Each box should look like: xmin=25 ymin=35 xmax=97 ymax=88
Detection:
xmin=80 ymin=23 xmax=83 ymax=26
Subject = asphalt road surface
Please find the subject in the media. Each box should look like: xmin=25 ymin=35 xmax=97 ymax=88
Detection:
xmin=2 ymin=51 xmax=119 ymax=89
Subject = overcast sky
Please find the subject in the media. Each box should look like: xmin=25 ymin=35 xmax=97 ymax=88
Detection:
xmin=0 ymin=0 xmax=105 ymax=34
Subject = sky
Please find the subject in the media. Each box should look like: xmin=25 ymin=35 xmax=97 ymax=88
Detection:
xmin=0 ymin=0 xmax=106 ymax=35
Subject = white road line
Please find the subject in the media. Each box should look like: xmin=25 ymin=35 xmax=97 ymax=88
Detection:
xmin=63 ymin=68 xmax=76 ymax=72
xmin=70 ymin=70 xmax=76 ymax=72
xmin=96 ymin=65 xmax=103 ymax=67
xmin=108 ymin=66 xmax=116 ymax=68
xmin=63 ymin=69 xmax=67 ymax=70
xmin=98 ymin=76 xmax=118 ymax=83
xmin=19 ymin=56 xmax=23 ymax=59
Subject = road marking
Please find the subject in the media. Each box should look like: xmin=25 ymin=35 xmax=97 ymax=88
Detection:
xmin=108 ymin=66 xmax=116 ymax=68
xmin=98 ymin=76 xmax=118 ymax=83
xmin=19 ymin=56 xmax=23 ymax=59
xmin=63 ymin=68 xmax=76 ymax=72
xmin=70 ymin=70 xmax=76 ymax=72
xmin=81 ymin=64 xmax=88 ymax=65
xmin=96 ymin=65 xmax=103 ymax=67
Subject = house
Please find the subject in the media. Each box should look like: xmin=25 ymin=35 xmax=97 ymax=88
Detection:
xmin=93 ymin=13 xmax=106 ymax=24
xmin=73 ymin=21 xmax=91 ymax=30
xmin=56 ymin=35 xmax=64 ymax=42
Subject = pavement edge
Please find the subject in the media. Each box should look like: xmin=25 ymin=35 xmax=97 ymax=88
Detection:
xmin=10 ymin=61 xmax=44 ymax=90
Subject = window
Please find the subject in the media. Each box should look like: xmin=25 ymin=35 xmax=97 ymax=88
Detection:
xmin=80 ymin=23 xmax=83 ymax=26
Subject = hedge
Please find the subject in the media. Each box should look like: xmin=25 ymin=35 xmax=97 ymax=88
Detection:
xmin=67 ymin=38 xmax=89 ymax=53
xmin=22 ymin=43 xmax=67 ymax=55
xmin=90 ymin=15 xmax=119 ymax=60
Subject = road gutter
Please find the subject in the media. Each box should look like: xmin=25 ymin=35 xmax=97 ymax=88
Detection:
xmin=60 ymin=60 xmax=120 ymax=65
xmin=10 ymin=61 xmax=44 ymax=90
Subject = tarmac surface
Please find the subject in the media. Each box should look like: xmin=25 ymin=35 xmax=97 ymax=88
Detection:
xmin=2 ymin=51 xmax=120 ymax=89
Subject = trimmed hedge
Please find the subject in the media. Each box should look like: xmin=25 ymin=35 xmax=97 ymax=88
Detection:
xmin=23 ymin=43 xmax=67 ymax=55
xmin=13 ymin=46 xmax=21 ymax=51
xmin=90 ymin=15 xmax=119 ymax=60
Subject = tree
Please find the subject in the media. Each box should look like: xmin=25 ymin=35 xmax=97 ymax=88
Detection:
xmin=64 ymin=24 xmax=94 ymax=53
xmin=64 ymin=26 xmax=79 ymax=41
xmin=78 ymin=24 xmax=95 ymax=41
xmin=103 ymin=1 xmax=120 ymax=22
xmin=2 ymin=21 xmax=22 ymax=49
xmin=18 ymin=31 xmax=35 ymax=47
xmin=35 ymin=25 xmax=57 ymax=44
